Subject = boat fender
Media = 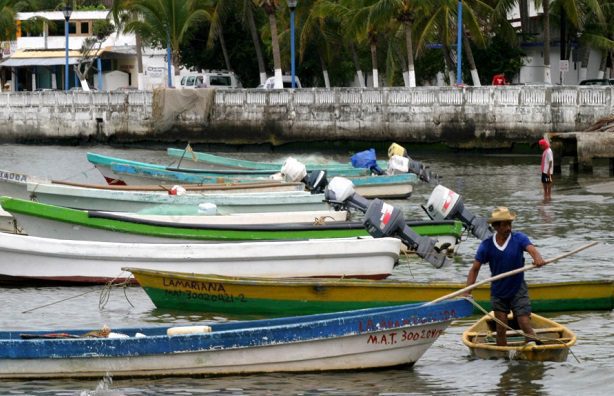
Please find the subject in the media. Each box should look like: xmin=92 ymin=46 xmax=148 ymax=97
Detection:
xmin=269 ymin=172 xmax=284 ymax=181
xmin=107 ymin=332 xmax=130 ymax=339
xmin=198 ymin=202 xmax=218 ymax=215
xmin=169 ymin=185 xmax=186 ymax=196
xmin=167 ymin=325 xmax=212 ymax=336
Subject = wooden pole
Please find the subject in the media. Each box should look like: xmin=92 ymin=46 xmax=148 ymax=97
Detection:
xmin=425 ymin=241 xmax=598 ymax=305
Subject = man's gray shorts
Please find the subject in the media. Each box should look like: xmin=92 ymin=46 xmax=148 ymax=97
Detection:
xmin=491 ymin=281 xmax=532 ymax=316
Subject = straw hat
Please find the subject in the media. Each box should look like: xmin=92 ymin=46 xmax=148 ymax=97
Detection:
xmin=487 ymin=207 xmax=517 ymax=224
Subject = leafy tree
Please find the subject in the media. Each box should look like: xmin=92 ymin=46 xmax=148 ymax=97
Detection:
xmin=74 ymin=18 xmax=114 ymax=89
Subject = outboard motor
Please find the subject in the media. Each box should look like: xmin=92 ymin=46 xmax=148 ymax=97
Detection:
xmin=280 ymin=157 xmax=329 ymax=194
xmin=304 ymin=170 xmax=328 ymax=194
xmin=351 ymin=149 xmax=384 ymax=175
xmin=325 ymin=177 xmax=451 ymax=268
xmin=387 ymin=143 xmax=437 ymax=183
xmin=423 ymin=184 xmax=493 ymax=240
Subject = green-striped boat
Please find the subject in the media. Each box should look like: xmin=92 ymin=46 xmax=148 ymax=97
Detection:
xmin=126 ymin=267 xmax=614 ymax=316
xmin=0 ymin=196 xmax=464 ymax=246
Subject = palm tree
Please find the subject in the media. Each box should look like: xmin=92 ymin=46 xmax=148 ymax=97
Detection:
xmin=122 ymin=0 xmax=210 ymax=87
xmin=0 ymin=0 xmax=25 ymax=41
xmin=243 ymin=0 xmax=268 ymax=84
xmin=111 ymin=0 xmax=146 ymax=88
xmin=368 ymin=0 xmax=432 ymax=87
xmin=254 ymin=0 xmax=283 ymax=88
xmin=302 ymin=0 xmax=342 ymax=88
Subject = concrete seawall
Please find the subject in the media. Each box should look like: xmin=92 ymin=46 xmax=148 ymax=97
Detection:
xmin=0 ymin=86 xmax=612 ymax=149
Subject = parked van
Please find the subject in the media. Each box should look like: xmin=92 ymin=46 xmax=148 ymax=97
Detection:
xmin=180 ymin=70 xmax=241 ymax=89
xmin=263 ymin=75 xmax=302 ymax=89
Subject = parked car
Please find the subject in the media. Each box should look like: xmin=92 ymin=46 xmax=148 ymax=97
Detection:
xmin=263 ymin=75 xmax=302 ymax=89
xmin=180 ymin=70 xmax=241 ymax=89
xmin=579 ymin=79 xmax=614 ymax=86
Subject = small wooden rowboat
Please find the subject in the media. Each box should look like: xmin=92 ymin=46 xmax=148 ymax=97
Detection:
xmin=125 ymin=268 xmax=614 ymax=316
xmin=0 ymin=299 xmax=473 ymax=379
xmin=462 ymin=312 xmax=577 ymax=362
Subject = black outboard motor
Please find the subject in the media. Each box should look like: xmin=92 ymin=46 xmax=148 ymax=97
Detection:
xmin=304 ymin=170 xmax=328 ymax=194
xmin=423 ymin=185 xmax=493 ymax=240
xmin=325 ymin=177 xmax=451 ymax=269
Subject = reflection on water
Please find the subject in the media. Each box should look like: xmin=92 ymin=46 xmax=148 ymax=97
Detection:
xmin=496 ymin=361 xmax=547 ymax=396
xmin=0 ymin=145 xmax=612 ymax=395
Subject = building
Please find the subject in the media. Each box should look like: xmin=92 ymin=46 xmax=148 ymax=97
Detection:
xmin=0 ymin=10 xmax=177 ymax=91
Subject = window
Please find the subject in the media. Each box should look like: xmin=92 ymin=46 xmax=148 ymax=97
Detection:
xmin=80 ymin=22 xmax=89 ymax=34
xmin=68 ymin=22 xmax=76 ymax=34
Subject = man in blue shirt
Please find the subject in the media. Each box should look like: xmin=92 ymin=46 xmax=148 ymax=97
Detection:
xmin=465 ymin=207 xmax=546 ymax=346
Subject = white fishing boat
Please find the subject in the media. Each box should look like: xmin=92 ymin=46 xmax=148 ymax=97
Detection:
xmin=0 ymin=299 xmax=472 ymax=378
xmin=0 ymin=233 xmax=401 ymax=284
xmin=26 ymin=181 xmax=328 ymax=214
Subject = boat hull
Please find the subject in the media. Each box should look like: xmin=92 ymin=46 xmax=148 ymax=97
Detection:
xmin=462 ymin=312 xmax=577 ymax=362
xmin=127 ymin=268 xmax=614 ymax=315
xmin=0 ymin=299 xmax=472 ymax=378
xmin=0 ymin=233 xmax=401 ymax=284
xmin=26 ymin=182 xmax=328 ymax=214
xmin=1 ymin=197 xmax=463 ymax=245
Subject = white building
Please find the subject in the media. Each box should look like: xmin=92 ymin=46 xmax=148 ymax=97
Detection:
xmin=0 ymin=10 xmax=188 ymax=91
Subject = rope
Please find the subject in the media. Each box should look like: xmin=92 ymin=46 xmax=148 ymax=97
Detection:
xmin=99 ymin=273 xmax=135 ymax=310
xmin=20 ymin=273 xmax=135 ymax=314
xmin=462 ymin=297 xmax=581 ymax=363
xmin=21 ymin=288 xmax=100 ymax=314
xmin=312 ymin=215 xmax=336 ymax=225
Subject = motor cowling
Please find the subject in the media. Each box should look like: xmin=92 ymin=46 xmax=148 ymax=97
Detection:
xmin=363 ymin=198 xmax=450 ymax=268
xmin=280 ymin=157 xmax=307 ymax=182
xmin=304 ymin=170 xmax=328 ymax=194
xmin=424 ymin=185 xmax=492 ymax=240
xmin=386 ymin=155 xmax=410 ymax=175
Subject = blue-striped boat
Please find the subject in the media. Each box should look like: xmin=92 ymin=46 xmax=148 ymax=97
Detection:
xmin=88 ymin=152 xmax=371 ymax=185
xmin=111 ymin=162 xmax=418 ymax=199
xmin=166 ymin=147 xmax=389 ymax=171
xmin=0 ymin=299 xmax=472 ymax=378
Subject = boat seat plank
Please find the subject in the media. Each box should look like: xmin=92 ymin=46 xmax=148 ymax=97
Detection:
xmin=466 ymin=327 xmax=563 ymax=337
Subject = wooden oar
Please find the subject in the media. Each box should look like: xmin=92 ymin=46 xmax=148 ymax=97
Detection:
xmin=425 ymin=241 xmax=598 ymax=305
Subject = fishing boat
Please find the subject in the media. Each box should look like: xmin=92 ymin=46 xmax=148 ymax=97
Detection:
xmin=0 ymin=232 xmax=401 ymax=285
xmin=166 ymin=147 xmax=389 ymax=171
xmin=87 ymin=152 xmax=371 ymax=185
xmin=0 ymin=168 xmax=306 ymax=201
xmin=0 ymin=197 xmax=463 ymax=248
xmin=0 ymin=299 xmax=472 ymax=379
xmin=25 ymin=181 xmax=329 ymax=214
xmin=111 ymin=162 xmax=417 ymax=199
xmin=125 ymin=268 xmax=614 ymax=316
xmin=462 ymin=312 xmax=577 ymax=362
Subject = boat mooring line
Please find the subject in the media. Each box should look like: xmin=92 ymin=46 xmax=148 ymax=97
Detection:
xmin=22 ymin=289 xmax=99 ymax=314
xmin=99 ymin=273 xmax=135 ymax=310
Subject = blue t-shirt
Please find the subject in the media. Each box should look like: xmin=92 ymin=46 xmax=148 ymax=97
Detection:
xmin=475 ymin=231 xmax=532 ymax=299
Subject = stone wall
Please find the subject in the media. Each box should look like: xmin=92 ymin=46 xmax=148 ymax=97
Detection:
xmin=0 ymin=86 xmax=612 ymax=147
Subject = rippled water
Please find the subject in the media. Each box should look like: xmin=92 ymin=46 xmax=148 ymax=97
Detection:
xmin=0 ymin=144 xmax=613 ymax=395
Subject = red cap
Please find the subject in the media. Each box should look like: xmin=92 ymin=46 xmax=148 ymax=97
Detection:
xmin=538 ymin=139 xmax=549 ymax=149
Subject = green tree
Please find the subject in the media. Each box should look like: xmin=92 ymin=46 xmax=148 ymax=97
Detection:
xmin=122 ymin=0 xmax=210 ymax=82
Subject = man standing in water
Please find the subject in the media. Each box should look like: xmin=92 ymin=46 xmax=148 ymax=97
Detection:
xmin=539 ymin=138 xmax=554 ymax=201
xmin=465 ymin=207 xmax=546 ymax=346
